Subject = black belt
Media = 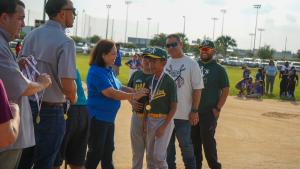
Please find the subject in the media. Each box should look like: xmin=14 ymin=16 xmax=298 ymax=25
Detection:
xmin=41 ymin=101 xmax=64 ymax=107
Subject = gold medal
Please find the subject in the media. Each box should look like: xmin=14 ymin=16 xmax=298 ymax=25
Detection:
xmin=64 ymin=114 xmax=68 ymax=120
xmin=36 ymin=115 xmax=41 ymax=124
xmin=146 ymin=104 xmax=151 ymax=111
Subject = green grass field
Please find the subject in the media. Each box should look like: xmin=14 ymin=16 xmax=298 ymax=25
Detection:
xmin=76 ymin=54 xmax=300 ymax=101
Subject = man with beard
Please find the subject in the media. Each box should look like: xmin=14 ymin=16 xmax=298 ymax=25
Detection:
xmin=191 ymin=40 xmax=229 ymax=169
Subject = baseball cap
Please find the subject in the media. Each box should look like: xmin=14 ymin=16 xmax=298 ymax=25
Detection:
xmin=200 ymin=40 xmax=215 ymax=49
xmin=142 ymin=47 xmax=168 ymax=60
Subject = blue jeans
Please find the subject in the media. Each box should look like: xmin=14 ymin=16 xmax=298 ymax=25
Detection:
xmin=85 ymin=118 xmax=115 ymax=169
xmin=17 ymin=101 xmax=66 ymax=169
xmin=167 ymin=119 xmax=196 ymax=169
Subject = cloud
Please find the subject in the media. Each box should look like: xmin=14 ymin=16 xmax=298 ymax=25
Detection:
xmin=286 ymin=14 xmax=297 ymax=23
xmin=203 ymin=0 xmax=226 ymax=6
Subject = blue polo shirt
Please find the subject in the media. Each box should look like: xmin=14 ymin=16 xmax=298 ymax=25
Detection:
xmin=87 ymin=65 xmax=122 ymax=122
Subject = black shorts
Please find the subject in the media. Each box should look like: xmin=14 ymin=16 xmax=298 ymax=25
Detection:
xmin=54 ymin=105 xmax=90 ymax=166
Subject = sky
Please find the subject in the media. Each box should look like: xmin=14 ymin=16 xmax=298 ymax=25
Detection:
xmin=23 ymin=0 xmax=300 ymax=53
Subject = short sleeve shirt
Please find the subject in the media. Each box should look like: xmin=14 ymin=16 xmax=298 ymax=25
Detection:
xmin=21 ymin=20 xmax=77 ymax=103
xmin=127 ymin=70 xmax=152 ymax=113
xmin=114 ymin=51 xmax=122 ymax=67
xmin=164 ymin=56 xmax=204 ymax=119
xmin=198 ymin=60 xmax=229 ymax=114
xmin=75 ymin=69 xmax=87 ymax=105
xmin=147 ymin=73 xmax=177 ymax=115
xmin=0 ymin=79 xmax=13 ymax=123
xmin=0 ymin=28 xmax=35 ymax=152
xmin=87 ymin=65 xmax=122 ymax=123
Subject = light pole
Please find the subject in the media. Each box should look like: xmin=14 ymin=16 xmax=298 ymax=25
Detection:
xmin=253 ymin=4 xmax=261 ymax=54
xmin=249 ymin=33 xmax=255 ymax=52
xmin=212 ymin=17 xmax=218 ymax=40
xmin=111 ymin=19 xmax=115 ymax=40
xmin=183 ymin=16 xmax=186 ymax=35
xmin=157 ymin=23 xmax=159 ymax=35
xmin=82 ymin=10 xmax=86 ymax=38
xmin=105 ymin=4 xmax=112 ymax=39
xmin=284 ymin=36 xmax=287 ymax=59
xmin=257 ymin=28 xmax=265 ymax=49
xmin=27 ymin=9 xmax=30 ymax=25
xmin=136 ymin=21 xmax=139 ymax=38
xmin=124 ymin=1 xmax=132 ymax=43
xmin=147 ymin=17 xmax=152 ymax=39
xmin=220 ymin=9 xmax=226 ymax=36
xmin=75 ymin=10 xmax=78 ymax=36
xmin=43 ymin=0 xmax=46 ymax=22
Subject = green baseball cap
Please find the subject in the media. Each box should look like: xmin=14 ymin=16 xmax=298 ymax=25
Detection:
xmin=142 ymin=47 xmax=168 ymax=60
xmin=200 ymin=40 xmax=215 ymax=49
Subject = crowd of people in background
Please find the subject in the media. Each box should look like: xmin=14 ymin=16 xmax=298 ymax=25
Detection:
xmin=235 ymin=60 xmax=298 ymax=100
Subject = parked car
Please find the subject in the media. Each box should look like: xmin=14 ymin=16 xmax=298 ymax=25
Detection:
xmin=259 ymin=59 xmax=270 ymax=68
xmin=76 ymin=42 xmax=91 ymax=54
xmin=275 ymin=60 xmax=286 ymax=70
xmin=9 ymin=39 xmax=22 ymax=48
xmin=121 ymin=48 xmax=135 ymax=57
xmin=291 ymin=61 xmax=300 ymax=72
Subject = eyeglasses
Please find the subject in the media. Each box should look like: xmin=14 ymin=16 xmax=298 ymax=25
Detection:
xmin=166 ymin=42 xmax=178 ymax=48
xmin=200 ymin=47 xmax=213 ymax=53
xmin=62 ymin=8 xmax=77 ymax=16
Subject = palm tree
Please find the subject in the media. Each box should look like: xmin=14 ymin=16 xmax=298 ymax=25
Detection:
xmin=215 ymin=35 xmax=237 ymax=57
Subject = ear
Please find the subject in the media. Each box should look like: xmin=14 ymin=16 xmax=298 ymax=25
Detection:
xmin=0 ymin=13 xmax=10 ymax=24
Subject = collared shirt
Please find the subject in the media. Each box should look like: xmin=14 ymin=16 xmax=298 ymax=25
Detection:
xmin=87 ymin=65 xmax=122 ymax=123
xmin=21 ymin=20 xmax=77 ymax=103
xmin=0 ymin=28 xmax=35 ymax=151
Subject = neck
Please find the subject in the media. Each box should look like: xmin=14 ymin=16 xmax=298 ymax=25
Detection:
xmin=171 ymin=52 xmax=184 ymax=59
xmin=154 ymin=71 xmax=163 ymax=79
xmin=51 ymin=18 xmax=66 ymax=28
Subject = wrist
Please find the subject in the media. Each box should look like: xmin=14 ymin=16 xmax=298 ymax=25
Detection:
xmin=191 ymin=108 xmax=198 ymax=113
xmin=214 ymin=106 xmax=221 ymax=112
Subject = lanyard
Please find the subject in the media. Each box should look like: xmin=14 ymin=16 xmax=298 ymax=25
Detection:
xmin=150 ymin=73 xmax=165 ymax=101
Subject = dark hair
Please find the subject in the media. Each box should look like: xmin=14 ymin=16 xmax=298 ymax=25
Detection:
xmin=166 ymin=34 xmax=182 ymax=42
xmin=89 ymin=39 xmax=115 ymax=67
xmin=45 ymin=0 xmax=68 ymax=19
xmin=0 ymin=0 xmax=25 ymax=16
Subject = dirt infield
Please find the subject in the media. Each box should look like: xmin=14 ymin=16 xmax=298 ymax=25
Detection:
xmin=109 ymin=96 xmax=300 ymax=169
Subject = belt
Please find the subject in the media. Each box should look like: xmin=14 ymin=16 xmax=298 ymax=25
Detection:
xmin=41 ymin=101 xmax=64 ymax=107
xmin=148 ymin=113 xmax=167 ymax=119
xmin=133 ymin=111 xmax=145 ymax=118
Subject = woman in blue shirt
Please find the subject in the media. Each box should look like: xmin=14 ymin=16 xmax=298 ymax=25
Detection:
xmin=265 ymin=60 xmax=278 ymax=95
xmin=85 ymin=40 xmax=147 ymax=169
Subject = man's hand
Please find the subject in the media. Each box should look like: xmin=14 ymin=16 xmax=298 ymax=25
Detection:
xmin=36 ymin=73 xmax=52 ymax=88
xmin=212 ymin=108 xmax=220 ymax=120
xmin=189 ymin=112 xmax=199 ymax=126
xmin=155 ymin=124 xmax=166 ymax=138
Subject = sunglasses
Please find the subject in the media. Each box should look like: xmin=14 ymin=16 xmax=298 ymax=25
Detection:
xmin=200 ymin=47 xmax=213 ymax=52
xmin=62 ymin=8 xmax=77 ymax=16
xmin=166 ymin=42 xmax=178 ymax=48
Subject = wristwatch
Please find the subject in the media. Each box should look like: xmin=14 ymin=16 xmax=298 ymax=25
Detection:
xmin=191 ymin=108 xmax=198 ymax=113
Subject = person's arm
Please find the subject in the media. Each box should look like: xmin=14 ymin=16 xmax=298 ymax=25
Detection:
xmin=61 ymin=78 xmax=77 ymax=104
xmin=0 ymin=103 xmax=20 ymax=148
xmin=121 ymin=85 xmax=135 ymax=93
xmin=22 ymin=73 xmax=52 ymax=96
xmin=189 ymin=89 xmax=201 ymax=126
xmin=189 ymin=61 xmax=204 ymax=125
xmin=102 ymin=87 xmax=147 ymax=101
xmin=212 ymin=87 xmax=229 ymax=119
xmin=155 ymin=102 xmax=177 ymax=137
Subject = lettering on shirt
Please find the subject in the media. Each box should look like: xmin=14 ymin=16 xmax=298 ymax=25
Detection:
xmin=165 ymin=64 xmax=186 ymax=88
xmin=153 ymin=90 xmax=166 ymax=100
